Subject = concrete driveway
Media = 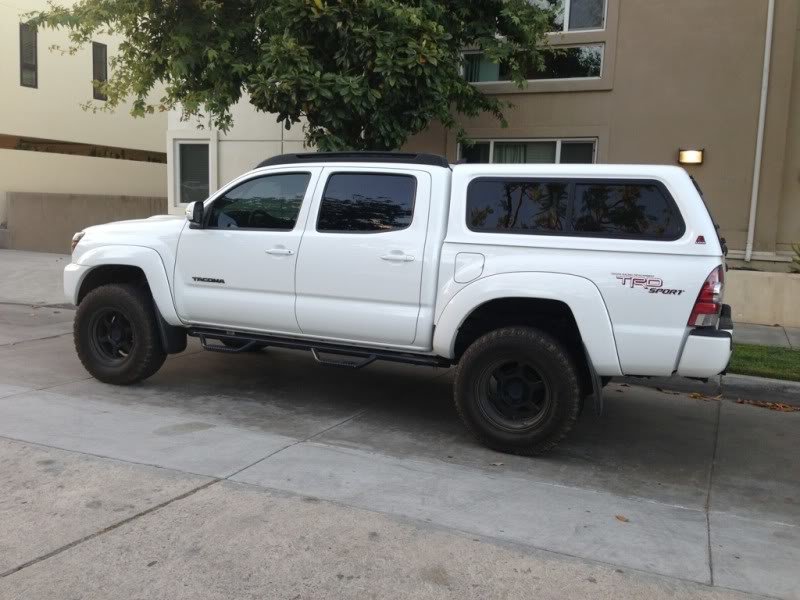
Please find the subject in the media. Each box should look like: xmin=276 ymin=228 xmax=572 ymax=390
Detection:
xmin=0 ymin=251 xmax=798 ymax=599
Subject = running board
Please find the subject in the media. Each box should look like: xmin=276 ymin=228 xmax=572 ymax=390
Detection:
xmin=188 ymin=327 xmax=451 ymax=368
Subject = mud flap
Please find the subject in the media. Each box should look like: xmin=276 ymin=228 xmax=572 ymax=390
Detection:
xmin=583 ymin=343 xmax=604 ymax=416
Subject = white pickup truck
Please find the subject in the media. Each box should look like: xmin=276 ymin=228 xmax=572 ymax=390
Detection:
xmin=64 ymin=152 xmax=732 ymax=455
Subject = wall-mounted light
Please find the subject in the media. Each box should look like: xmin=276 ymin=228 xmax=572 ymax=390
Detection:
xmin=678 ymin=148 xmax=704 ymax=165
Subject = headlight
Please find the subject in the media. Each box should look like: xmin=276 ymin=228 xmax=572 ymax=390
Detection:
xmin=71 ymin=231 xmax=85 ymax=253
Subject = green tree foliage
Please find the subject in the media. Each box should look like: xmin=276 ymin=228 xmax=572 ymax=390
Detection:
xmin=31 ymin=0 xmax=556 ymax=151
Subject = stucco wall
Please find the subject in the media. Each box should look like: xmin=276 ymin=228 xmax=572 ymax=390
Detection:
xmin=0 ymin=0 xmax=166 ymax=152
xmin=0 ymin=150 xmax=166 ymax=228
xmin=7 ymin=191 xmax=166 ymax=254
xmin=726 ymin=270 xmax=800 ymax=327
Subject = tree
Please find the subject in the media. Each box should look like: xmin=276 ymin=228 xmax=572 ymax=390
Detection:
xmin=31 ymin=0 xmax=557 ymax=151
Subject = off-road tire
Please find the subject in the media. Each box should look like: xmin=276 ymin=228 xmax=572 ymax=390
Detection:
xmin=454 ymin=326 xmax=582 ymax=455
xmin=74 ymin=283 xmax=167 ymax=384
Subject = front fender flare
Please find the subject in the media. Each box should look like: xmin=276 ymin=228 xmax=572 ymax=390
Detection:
xmin=71 ymin=245 xmax=182 ymax=326
xmin=433 ymin=272 xmax=622 ymax=376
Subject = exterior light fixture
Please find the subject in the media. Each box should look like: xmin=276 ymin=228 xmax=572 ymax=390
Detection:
xmin=678 ymin=149 xmax=704 ymax=165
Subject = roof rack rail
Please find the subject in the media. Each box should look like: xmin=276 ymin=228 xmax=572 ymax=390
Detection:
xmin=256 ymin=151 xmax=450 ymax=169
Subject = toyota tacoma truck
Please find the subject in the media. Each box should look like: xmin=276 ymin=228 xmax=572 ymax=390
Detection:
xmin=64 ymin=152 xmax=732 ymax=455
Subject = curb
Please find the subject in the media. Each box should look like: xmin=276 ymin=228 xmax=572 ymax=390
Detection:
xmin=621 ymin=373 xmax=800 ymax=407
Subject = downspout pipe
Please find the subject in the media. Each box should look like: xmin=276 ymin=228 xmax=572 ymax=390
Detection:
xmin=745 ymin=0 xmax=775 ymax=262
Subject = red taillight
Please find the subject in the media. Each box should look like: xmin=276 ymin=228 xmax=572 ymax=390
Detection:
xmin=688 ymin=266 xmax=724 ymax=327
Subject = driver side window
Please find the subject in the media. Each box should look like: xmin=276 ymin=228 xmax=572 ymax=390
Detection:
xmin=207 ymin=172 xmax=311 ymax=230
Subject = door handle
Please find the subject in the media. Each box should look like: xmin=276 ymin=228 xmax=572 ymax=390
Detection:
xmin=265 ymin=247 xmax=294 ymax=256
xmin=380 ymin=253 xmax=415 ymax=262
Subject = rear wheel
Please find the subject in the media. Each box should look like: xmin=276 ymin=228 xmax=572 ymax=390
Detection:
xmin=454 ymin=326 xmax=582 ymax=455
xmin=74 ymin=284 xmax=166 ymax=384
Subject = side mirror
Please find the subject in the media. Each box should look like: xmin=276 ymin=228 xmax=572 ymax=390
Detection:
xmin=185 ymin=201 xmax=204 ymax=227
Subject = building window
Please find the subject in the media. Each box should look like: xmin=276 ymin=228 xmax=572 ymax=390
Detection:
xmin=92 ymin=42 xmax=108 ymax=101
xmin=178 ymin=143 xmax=209 ymax=204
xmin=317 ymin=173 xmax=416 ymax=233
xmin=534 ymin=0 xmax=606 ymax=32
xmin=460 ymin=139 xmax=596 ymax=164
xmin=464 ymin=45 xmax=602 ymax=83
xmin=19 ymin=23 xmax=37 ymax=88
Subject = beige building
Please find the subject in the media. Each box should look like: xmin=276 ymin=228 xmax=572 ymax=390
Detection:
xmin=167 ymin=0 xmax=799 ymax=271
xmin=0 ymin=0 xmax=167 ymax=253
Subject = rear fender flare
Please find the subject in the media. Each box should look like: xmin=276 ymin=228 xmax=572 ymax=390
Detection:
xmin=433 ymin=272 xmax=622 ymax=376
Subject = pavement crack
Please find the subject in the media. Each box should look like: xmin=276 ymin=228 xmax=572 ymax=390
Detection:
xmin=223 ymin=406 xmax=371 ymax=480
xmin=0 ymin=478 xmax=219 ymax=579
xmin=704 ymin=399 xmax=722 ymax=587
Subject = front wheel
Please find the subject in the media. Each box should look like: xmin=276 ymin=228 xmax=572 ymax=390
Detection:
xmin=454 ymin=326 xmax=582 ymax=455
xmin=74 ymin=283 xmax=167 ymax=385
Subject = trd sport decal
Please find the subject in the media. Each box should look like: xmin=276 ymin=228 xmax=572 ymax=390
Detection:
xmin=192 ymin=276 xmax=225 ymax=284
xmin=613 ymin=273 xmax=685 ymax=296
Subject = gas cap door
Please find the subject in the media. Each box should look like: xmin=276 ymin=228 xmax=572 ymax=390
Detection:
xmin=454 ymin=252 xmax=485 ymax=284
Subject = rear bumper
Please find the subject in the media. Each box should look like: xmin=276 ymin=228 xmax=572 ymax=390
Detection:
xmin=677 ymin=305 xmax=733 ymax=378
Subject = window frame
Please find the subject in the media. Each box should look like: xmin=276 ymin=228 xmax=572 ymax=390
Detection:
xmin=459 ymin=138 xmax=598 ymax=164
xmin=92 ymin=41 xmax=108 ymax=101
xmin=465 ymin=177 xmax=686 ymax=242
xmin=462 ymin=45 xmax=603 ymax=84
xmin=553 ymin=0 xmax=608 ymax=33
xmin=19 ymin=22 xmax=37 ymax=89
xmin=315 ymin=171 xmax=418 ymax=234
xmin=203 ymin=171 xmax=313 ymax=232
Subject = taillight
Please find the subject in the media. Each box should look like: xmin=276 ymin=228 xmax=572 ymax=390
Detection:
xmin=688 ymin=266 xmax=724 ymax=327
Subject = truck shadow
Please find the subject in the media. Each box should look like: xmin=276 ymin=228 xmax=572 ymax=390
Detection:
xmin=57 ymin=344 xmax=720 ymax=508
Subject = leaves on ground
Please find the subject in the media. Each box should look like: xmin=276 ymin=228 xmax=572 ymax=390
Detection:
xmin=490 ymin=462 xmax=504 ymax=467
xmin=688 ymin=392 xmax=722 ymax=401
xmin=615 ymin=515 xmax=629 ymax=523
xmin=736 ymin=399 xmax=800 ymax=412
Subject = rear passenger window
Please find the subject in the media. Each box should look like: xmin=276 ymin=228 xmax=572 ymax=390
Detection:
xmin=317 ymin=173 xmax=416 ymax=232
xmin=572 ymin=182 xmax=683 ymax=239
xmin=467 ymin=180 xmax=568 ymax=233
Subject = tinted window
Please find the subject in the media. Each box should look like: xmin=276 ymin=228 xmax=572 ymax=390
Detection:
xmin=318 ymin=173 xmax=415 ymax=232
xmin=20 ymin=23 xmax=37 ymax=88
xmin=179 ymin=144 xmax=209 ymax=204
xmin=572 ymin=182 xmax=683 ymax=239
xmin=467 ymin=180 xmax=568 ymax=233
xmin=92 ymin=42 xmax=108 ymax=101
xmin=208 ymin=173 xmax=310 ymax=230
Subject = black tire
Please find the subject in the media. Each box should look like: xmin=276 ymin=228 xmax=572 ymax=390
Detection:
xmin=454 ymin=326 xmax=582 ymax=456
xmin=221 ymin=339 xmax=266 ymax=352
xmin=74 ymin=283 xmax=167 ymax=385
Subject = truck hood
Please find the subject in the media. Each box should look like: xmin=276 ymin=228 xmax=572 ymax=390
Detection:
xmin=74 ymin=215 xmax=186 ymax=265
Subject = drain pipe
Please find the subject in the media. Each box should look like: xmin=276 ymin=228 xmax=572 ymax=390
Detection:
xmin=744 ymin=0 xmax=775 ymax=262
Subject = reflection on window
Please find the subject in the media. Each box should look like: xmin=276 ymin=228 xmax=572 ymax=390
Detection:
xmin=318 ymin=173 xmax=416 ymax=233
xmin=530 ymin=0 xmax=606 ymax=31
xmin=467 ymin=180 xmax=568 ymax=233
xmin=572 ymin=183 xmax=683 ymax=239
xmin=92 ymin=42 xmax=108 ymax=101
xmin=464 ymin=45 xmax=602 ymax=83
xmin=208 ymin=173 xmax=310 ymax=230
xmin=460 ymin=139 xmax=595 ymax=164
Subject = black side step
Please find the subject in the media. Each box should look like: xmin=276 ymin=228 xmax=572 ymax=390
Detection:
xmin=188 ymin=327 xmax=451 ymax=368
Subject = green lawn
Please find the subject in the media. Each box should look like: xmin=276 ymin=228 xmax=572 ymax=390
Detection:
xmin=728 ymin=343 xmax=800 ymax=382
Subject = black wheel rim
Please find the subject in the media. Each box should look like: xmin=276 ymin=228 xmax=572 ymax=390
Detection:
xmin=477 ymin=359 xmax=552 ymax=432
xmin=88 ymin=308 xmax=135 ymax=364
